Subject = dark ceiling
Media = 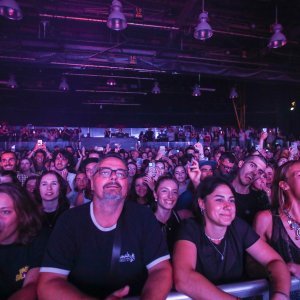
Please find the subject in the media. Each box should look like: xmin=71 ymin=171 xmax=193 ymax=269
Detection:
xmin=0 ymin=0 xmax=299 ymax=128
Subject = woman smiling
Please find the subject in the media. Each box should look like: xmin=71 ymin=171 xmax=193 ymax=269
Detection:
xmin=173 ymin=176 xmax=290 ymax=300
xmin=153 ymin=176 xmax=191 ymax=255
xmin=36 ymin=171 xmax=69 ymax=230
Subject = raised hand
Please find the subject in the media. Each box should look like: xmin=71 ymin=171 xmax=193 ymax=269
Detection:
xmin=144 ymin=175 xmax=155 ymax=191
xmin=187 ymin=158 xmax=201 ymax=189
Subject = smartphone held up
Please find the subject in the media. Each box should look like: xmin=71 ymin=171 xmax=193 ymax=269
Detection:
xmin=148 ymin=162 xmax=156 ymax=178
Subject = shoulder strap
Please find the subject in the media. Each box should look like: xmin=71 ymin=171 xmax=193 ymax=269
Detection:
xmin=109 ymin=206 xmax=126 ymax=280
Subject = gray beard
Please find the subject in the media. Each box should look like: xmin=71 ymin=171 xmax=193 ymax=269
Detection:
xmin=101 ymin=191 xmax=123 ymax=203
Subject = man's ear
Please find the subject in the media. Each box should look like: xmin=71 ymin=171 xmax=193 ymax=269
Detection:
xmin=238 ymin=160 xmax=244 ymax=168
xmin=279 ymin=180 xmax=289 ymax=191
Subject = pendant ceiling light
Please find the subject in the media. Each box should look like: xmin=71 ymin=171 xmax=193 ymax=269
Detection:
xmin=151 ymin=81 xmax=160 ymax=94
xmin=59 ymin=77 xmax=69 ymax=91
xmin=106 ymin=77 xmax=117 ymax=86
xmin=229 ymin=87 xmax=238 ymax=100
xmin=192 ymin=74 xmax=202 ymax=97
xmin=7 ymin=74 xmax=17 ymax=88
xmin=107 ymin=0 xmax=127 ymax=31
xmin=194 ymin=0 xmax=213 ymax=40
xmin=192 ymin=84 xmax=201 ymax=97
xmin=0 ymin=0 xmax=22 ymax=20
xmin=268 ymin=6 xmax=287 ymax=49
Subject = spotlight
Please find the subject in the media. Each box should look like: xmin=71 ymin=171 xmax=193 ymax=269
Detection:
xmin=107 ymin=0 xmax=127 ymax=31
xmin=290 ymin=101 xmax=296 ymax=111
xmin=0 ymin=0 xmax=22 ymax=20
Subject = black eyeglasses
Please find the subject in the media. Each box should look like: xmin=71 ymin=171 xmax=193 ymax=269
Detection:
xmin=97 ymin=167 xmax=128 ymax=179
xmin=220 ymin=163 xmax=234 ymax=171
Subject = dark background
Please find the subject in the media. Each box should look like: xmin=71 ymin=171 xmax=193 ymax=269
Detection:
xmin=0 ymin=0 xmax=299 ymax=132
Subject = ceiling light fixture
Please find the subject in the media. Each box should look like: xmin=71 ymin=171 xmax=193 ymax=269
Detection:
xmin=7 ymin=74 xmax=17 ymax=88
xmin=192 ymin=84 xmax=201 ymax=97
xmin=0 ymin=0 xmax=22 ymax=20
xmin=107 ymin=0 xmax=127 ymax=31
xmin=192 ymin=74 xmax=202 ymax=96
xmin=290 ymin=101 xmax=296 ymax=111
xmin=151 ymin=81 xmax=160 ymax=94
xmin=268 ymin=6 xmax=287 ymax=49
xmin=229 ymin=87 xmax=238 ymax=99
xmin=230 ymin=86 xmax=242 ymax=130
xmin=106 ymin=77 xmax=117 ymax=86
xmin=194 ymin=0 xmax=213 ymax=40
xmin=59 ymin=77 xmax=69 ymax=91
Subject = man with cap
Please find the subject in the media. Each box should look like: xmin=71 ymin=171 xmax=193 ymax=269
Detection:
xmin=199 ymin=160 xmax=216 ymax=181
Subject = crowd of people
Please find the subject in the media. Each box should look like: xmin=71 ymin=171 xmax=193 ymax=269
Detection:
xmin=0 ymin=123 xmax=81 ymax=142
xmin=0 ymin=129 xmax=300 ymax=299
xmin=0 ymin=121 xmax=293 ymax=149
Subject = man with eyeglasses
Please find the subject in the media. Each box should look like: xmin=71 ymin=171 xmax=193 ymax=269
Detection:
xmin=38 ymin=153 xmax=172 ymax=300
xmin=232 ymin=154 xmax=269 ymax=225
xmin=215 ymin=151 xmax=236 ymax=181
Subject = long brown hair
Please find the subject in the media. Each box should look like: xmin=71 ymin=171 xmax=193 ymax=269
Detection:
xmin=272 ymin=160 xmax=299 ymax=210
xmin=35 ymin=170 xmax=69 ymax=209
xmin=0 ymin=183 xmax=42 ymax=244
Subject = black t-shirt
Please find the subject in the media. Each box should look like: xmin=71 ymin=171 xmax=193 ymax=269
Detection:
xmin=156 ymin=210 xmax=181 ymax=256
xmin=0 ymin=231 xmax=48 ymax=300
xmin=235 ymin=189 xmax=270 ymax=225
xmin=41 ymin=201 xmax=170 ymax=298
xmin=42 ymin=201 xmax=69 ymax=231
xmin=176 ymin=217 xmax=259 ymax=284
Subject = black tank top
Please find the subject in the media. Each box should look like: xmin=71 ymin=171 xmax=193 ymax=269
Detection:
xmin=270 ymin=209 xmax=300 ymax=264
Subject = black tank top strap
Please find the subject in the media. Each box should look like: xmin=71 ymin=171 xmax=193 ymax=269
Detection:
xmin=270 ymin=207 xmax=300 ymax=264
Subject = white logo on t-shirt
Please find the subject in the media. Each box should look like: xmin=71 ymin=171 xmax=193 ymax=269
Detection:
xmin=119 ymin=252 xmax=135 ymax=263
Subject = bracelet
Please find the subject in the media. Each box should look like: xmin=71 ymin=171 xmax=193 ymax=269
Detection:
xmin=272 ymin=291 xmax=289 ymax=299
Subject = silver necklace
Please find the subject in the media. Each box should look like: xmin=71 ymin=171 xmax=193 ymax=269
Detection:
xmin=205 ymin=235 xmax=227 ymax=261
xmin=283 ymin=209 xmax=300 ymax=240
xmin=205 ymin=232 xmax=224 ymax=242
